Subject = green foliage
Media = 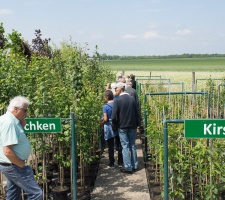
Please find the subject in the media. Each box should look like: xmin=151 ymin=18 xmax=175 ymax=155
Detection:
xmin=6 ymin=30 xmax=24 ymax=54
xmin=75 ymin=85 xmax=103 ymax=163
xmin=141 ymin=81 xmax=225 ymax=199
xmin=0 ymin=23 xmax=4 ymax=35
xmin=0 ymin=24 xmax=115 ymax=187
xmin=0 ymin=23 xmax=5 ymax=49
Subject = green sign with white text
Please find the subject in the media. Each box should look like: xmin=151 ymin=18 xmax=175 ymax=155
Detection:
xmin=24 ymin=118 xmax=62 ymax=133
xmin=185 ymin=119 xmax=225 ymax=138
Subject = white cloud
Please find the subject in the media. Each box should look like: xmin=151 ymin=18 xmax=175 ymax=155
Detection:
xmin=0 ymin=9 xmax=13 ymax=15
xmin=122 ymin=34 xmax=137 ymax=40
xmin=176 ymin=29 xmax=192 ymax=36
xmin=143 ymin=31 xmax=159 ymax=39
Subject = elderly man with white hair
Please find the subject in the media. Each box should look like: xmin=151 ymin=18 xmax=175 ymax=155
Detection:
xmin=112 ymin=82 xmax=140 ymax=174
xmin=0 ymin=96 xmax=42 ymax=200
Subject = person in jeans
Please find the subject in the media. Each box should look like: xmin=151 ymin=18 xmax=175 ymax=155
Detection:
xmin=0 ymin=96 xmax=42 ymax=200
xmin=101 ymin=90 xmax=123 ymax=169
xmin=112 ymin=82 xmax=140 ymax=174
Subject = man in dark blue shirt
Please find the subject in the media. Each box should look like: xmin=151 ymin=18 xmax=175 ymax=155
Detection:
xmin=112 ymin=82 xmax=140 ymax=174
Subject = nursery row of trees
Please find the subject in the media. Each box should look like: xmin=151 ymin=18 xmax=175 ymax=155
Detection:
xmin=137 ymin=78 xmax=225 ymax=199
xmin=0 ymin=23 xmax=115 ymax=198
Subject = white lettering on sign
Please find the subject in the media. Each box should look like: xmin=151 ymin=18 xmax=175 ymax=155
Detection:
xmin=204 ymin=123 xmax=225 ymax=135
xmin=25 ymin=121 xmax=56 ymax=131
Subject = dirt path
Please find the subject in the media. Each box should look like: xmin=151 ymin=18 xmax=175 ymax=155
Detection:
xmin=91 ymin=133 xmax=151 ymax=200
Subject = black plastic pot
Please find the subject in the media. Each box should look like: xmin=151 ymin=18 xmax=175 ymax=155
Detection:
xmin=52 ymin=186 xmax=69 ymax=200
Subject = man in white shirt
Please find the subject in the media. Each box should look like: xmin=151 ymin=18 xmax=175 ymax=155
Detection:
xmin=0 ymin=96 xmax=42 ymax=200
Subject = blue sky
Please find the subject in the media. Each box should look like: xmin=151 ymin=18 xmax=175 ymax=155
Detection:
xmin=1 ymin=0 xmax=225 ymax=56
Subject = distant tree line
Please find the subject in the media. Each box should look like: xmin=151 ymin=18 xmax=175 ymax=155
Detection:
xmin=100 ymin=53 xmax=225 ymax=60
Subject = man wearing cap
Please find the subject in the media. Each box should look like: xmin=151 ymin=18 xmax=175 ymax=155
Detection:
xmin=111 ymin=82 xmax=140 ymax=174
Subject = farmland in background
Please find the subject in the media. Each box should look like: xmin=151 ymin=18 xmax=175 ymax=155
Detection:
xmin=105 ymin=57 xmax=225 ymax=91
xmin=105 ymin=57 xmax=225 ymax=72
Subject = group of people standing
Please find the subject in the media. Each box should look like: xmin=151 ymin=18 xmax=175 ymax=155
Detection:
xmin=101 ymin=73 xmax=140 ymax=174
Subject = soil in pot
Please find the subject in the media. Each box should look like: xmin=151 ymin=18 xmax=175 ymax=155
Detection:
xmin=52 ymin=185 xmax=69 ymax=200
xmin=77 ymin=187 xmax=91 ymax=200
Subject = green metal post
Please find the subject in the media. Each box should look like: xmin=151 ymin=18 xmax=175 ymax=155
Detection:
xmin=135 ymin=79 xmax=138 ymax=95
xmin=163 ymin=121 xmax=168 ymax=200
xmin=136 ymin=79 xmax=139 ymax=92
xmin=163 ymin=119 xmax=184 ymax=200
xmin=218 ymin=84 xmax=225 ymax=118
xmin=139 ymin=82 xmax=141 ymax=113
xmin=71 ymin=113 xmax=77 ymax=200
xmin=181 ymin=82 xmax=184 ymax=92
xmin=144 ymin=94 xmax=147 ymax=161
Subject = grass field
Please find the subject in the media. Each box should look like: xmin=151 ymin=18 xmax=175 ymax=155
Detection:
xmin=105 ymin=57 xmax=225 ymax=91
xmin=105 ymin=57 xmax=225 ymax=72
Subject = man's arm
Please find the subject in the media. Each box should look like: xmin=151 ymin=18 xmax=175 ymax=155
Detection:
xmin=103 ymin=113 xmax=108 ymax=123
xmin=3 ymin=145 xmax=25 ymax=168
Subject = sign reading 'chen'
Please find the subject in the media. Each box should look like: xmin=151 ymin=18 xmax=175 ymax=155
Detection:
xmin=24 ymin=118 xmax=62 ymax=133
xmin=185 ymin=119 xmax=225 ymax=138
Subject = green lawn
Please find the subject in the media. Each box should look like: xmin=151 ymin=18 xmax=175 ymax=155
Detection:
xmin=104 ymin=57 xmax=225 ymax=71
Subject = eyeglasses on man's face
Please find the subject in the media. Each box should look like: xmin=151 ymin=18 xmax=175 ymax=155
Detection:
xmin=20 ymin=108 xmax=28 ymax=112
xmin=17 ymin=107 xmax=28 ymax=112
